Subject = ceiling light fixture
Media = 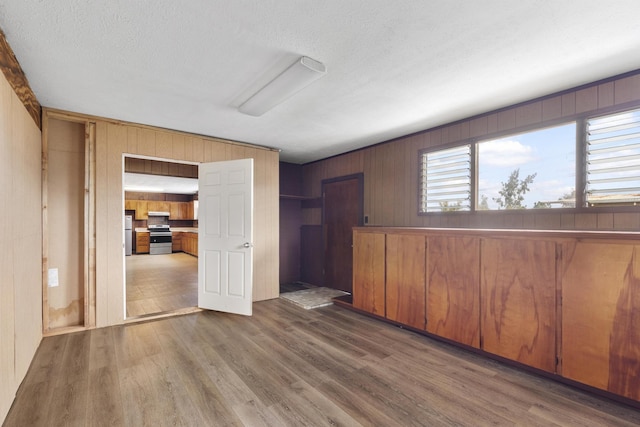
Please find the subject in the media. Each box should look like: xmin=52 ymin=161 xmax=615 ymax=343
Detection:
xmin=239 ymin=56 xmax=327 ymax=117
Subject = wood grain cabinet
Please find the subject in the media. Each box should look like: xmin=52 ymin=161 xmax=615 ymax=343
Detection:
xmin=127 ymin=200 xmax=148 ymax=219
xmin=386 ymin=233 xmax=426 ymax=330
xmin=182 ymin=233 xmax=198 ymax=257
xmin=352 ymin=230 xmax=386 ymax=316
xmin=426 ymin=236 xmax=480 ymax=348
xmin=172 ymin=232 xmax=182 ymax=252
xmin=135 ymin=231 xmax=150 ymax=254
xmin=351 ymin=227 xmax=640 ymax=403
xmin=169 ymin=202 xmax=193 ymax=220
xmin=147 ymin=201 xmax=170 ymax=213
xmin=561 ymin=240 xmax=640 ymax=401
xmin=480 ymin=238 xmax=557 ymax=373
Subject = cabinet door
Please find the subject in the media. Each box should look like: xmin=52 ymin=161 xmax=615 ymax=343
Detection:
xmin=169 ymin=202 xmax=182 ymax=219
xmin=172 ymin=232 xmax=182 ymax=252
xmin=352 ymin=231 xmax=385 ymax=316
xmin=481 ymin=238 xmax=557 ymax=372
xmin=427 ymin=236 xmax=480 ymax=348
xmin=135 ymin=232 xmax=149 ymax=253
xmin=562 ymin=241 xmax=640 ymax=400
xmin=124 ymin=200 xmax=136 ymax=211
xmin=135 ymin=201 xmax=148 ymax=219
xmin=148 ymin=201 xmax=170 ymax=212
xmin=386 ymin=234 xmax=426 ymax=329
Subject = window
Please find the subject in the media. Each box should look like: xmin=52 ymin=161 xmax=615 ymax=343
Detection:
xmin=586 ymin=108 xmax=640 ymax=207
xmin=477 ymin=123 xmax=576 ymax=210
xmin=419 ymin=145 xmax=471 ymax=213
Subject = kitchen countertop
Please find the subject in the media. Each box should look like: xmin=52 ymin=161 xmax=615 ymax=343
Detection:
xmin=171 ymin=227 xmax=198 ymax=233
xmin=134 ymin=227 xmax=198 ymax=233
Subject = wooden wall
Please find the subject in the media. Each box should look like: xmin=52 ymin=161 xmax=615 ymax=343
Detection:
xmin=39 ymin=111 xmax=280 ymax=327
xmin=46 ymin=119 xmax=85 ymax=328
xmin=302 ymin=71 xmax=640 ymax=231
xmin=0 ymin=65 xmax=42 ymax=422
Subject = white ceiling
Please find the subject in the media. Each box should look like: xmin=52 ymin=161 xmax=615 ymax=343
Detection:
xmin=2 ymin=1 xmax=640 ymax=164
xmin=124 ymin=172 xmax=198 ymax=195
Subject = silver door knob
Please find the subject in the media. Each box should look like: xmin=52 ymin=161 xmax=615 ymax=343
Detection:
xmin=243 ymin=242 xmax=253 ymax=248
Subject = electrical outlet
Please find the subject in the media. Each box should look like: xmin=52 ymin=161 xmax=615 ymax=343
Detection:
xmin=48 ymin=268 xmax=59 ymax=287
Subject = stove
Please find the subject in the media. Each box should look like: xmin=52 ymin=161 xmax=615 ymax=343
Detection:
xmin=148 ymin=224 xmax=172 ymax=255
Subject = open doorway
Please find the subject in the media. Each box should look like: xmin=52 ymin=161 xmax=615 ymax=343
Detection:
xmin=123 ymin=156 xmax=200 ymax=319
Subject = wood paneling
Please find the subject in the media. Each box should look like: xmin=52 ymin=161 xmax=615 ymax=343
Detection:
xmin=352 ymin=230 xmax=385 ymax=316
xmin=562 ymin=241 xmax=640 ymax=400
xmin=44 ymin=107 xmax=279 ymax=326
xmin=386 ymin=233 xmax=426 ymax=329
xmin=480 ymin=238 xmax=557 ymax=372
xmin=426 ymin=235 xmax=480 ymax=347
xmin=301 ymin=71 xmax=640 ymax=233
xmin=0 ymin=67 xmax=42 ymax=423
xmin=46 ymin=119 xmax=85 ymax=329
xmin=0 ymin=29 xmax=40 ymax=128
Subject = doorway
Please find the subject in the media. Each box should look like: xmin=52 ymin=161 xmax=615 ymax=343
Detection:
xmin=124 ymin=156 xmax=199 ymax=319
xmin=322 ymin=174 xmax=363 ymax=293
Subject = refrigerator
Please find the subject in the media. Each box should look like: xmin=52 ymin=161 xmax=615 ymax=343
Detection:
xmin=124 ymin=215 xmax=133 ymax=256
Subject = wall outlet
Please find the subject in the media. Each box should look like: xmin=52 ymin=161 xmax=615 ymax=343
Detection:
xmin=48 ymin=268 xmax=59 ymax=287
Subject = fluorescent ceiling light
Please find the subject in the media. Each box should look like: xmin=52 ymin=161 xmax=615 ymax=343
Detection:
xmin=239 ymin=56 xmax=326 ymax=116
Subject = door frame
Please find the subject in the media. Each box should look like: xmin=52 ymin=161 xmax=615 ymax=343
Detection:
xmin=122 ymin=154 xmax=200 ymax=321
xmin=321 ymin=173 xmax=364 ymax=291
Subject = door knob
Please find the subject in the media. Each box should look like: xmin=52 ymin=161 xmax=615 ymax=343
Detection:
xmin=243 ymin=242 xmax=253 ymax=248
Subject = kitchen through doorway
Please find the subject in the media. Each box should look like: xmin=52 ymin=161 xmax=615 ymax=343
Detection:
xmin=123 ymin=156 xmax=200 ymax=319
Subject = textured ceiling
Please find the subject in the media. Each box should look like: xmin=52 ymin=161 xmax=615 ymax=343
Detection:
xmin=2 ymin=1 xmax=640 ymax=163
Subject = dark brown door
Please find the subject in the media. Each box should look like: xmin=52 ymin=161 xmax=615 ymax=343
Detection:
xmin=323 ymin=175 xmax=363 ymax=293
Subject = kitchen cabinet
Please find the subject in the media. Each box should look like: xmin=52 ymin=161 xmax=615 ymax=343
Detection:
xmin=135 ymin=231 xmax=150 ymax=254
xmin=561 ymin=240 xmax=640 ymax=401
xmin=172 ymin=232 xmax=182 ymax=252
xmin=480 ymin=238 xmax=557 ymax=373
xmin=386 ymin=233 xmax=426 ymax=330
xmin=170 ymin=202 xmax=181 ymax=219
xmin=134 ymin=201 xmax=148 ymax=219
xmin=169 ymin=201 xmax=193 ymax=219
xmin=352 ymin=230 xmax=385 ymax=316
xmin=148 ymin=201 xmax=170 ymax=213
xmin=124 ymin=200 xmax=136 ymax=211
xmin=426 ymin=235 xmax=480 ymax=348
xmin=182 ymin=232 xmax=198 ymax=257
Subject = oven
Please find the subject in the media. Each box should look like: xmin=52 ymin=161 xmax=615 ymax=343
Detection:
xmin=149 ymin=229 xmax=172 ymax=255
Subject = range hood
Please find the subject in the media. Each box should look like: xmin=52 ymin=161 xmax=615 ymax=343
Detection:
xmin=148 ymin=211 xmax=170 ymax=217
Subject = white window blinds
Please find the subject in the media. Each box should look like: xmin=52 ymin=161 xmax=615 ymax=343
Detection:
xmin=586 ymin=108 xmax=640 ymax=206
xmin=420 ymin=145 xmax=471 ymax=212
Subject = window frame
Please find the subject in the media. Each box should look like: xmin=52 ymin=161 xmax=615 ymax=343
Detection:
xmin=418 ymin=103 xmax=640 ymax=216
xmin=418 ymin=143 xmax=473 ymax=213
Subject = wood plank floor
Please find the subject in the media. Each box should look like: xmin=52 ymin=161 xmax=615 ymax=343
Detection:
xmin=5 ymin=299 xmax=640 ymax=426
xmin=126 ymin=253 xmax=198 ymax=318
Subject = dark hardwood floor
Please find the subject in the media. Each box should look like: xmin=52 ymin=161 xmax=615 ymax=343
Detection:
xmin=126 ymin=253 xmax=198 ymax=318
xmin=5 ymin=299 xmax=640 ymax=426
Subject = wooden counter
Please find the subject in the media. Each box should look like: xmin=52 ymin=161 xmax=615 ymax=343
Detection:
xmin=352 ymin=226 xmax=640 ymax=403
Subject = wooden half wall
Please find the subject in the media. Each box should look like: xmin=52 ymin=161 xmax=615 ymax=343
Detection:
xmin=43 ymin=109 xmax=280 ymax=329
xmin=301 ymin=71 xmax=640 ymax=231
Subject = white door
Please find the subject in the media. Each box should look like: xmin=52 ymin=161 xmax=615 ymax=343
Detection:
xmin=198 ymin=158 xmax=253 ymax=315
